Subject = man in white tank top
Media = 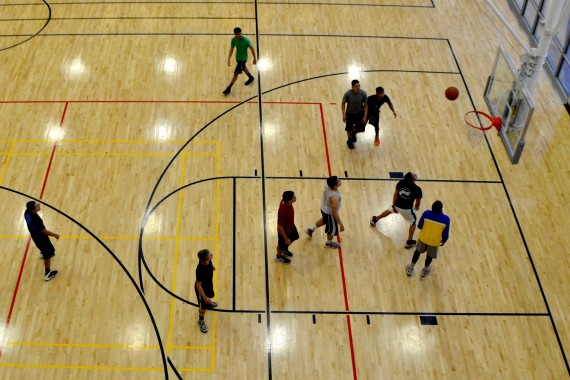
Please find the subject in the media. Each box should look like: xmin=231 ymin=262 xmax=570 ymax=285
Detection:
xmin=304 ymin=176 xmax=344 ymax=248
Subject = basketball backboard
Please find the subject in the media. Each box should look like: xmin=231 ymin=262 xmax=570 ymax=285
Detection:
xmin=484 ymin=45 xmax=536 ymax=164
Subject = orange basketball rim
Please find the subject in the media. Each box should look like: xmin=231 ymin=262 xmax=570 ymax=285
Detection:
xmin=464 ymin=110 xmax=502 ymax=131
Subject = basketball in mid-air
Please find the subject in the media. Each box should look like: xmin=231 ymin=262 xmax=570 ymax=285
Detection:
xmin=445 ymin=86 xmax=459 ymax=101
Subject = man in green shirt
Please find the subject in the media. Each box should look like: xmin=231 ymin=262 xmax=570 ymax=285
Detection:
xmin=223 ymin=27 xmax=257 ymax=95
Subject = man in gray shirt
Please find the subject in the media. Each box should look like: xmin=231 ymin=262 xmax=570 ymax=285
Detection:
xmin=341 ymin=79 xmax=368 ymax=149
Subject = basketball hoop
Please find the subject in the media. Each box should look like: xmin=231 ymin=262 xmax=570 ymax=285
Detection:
xmin=464 ymin=110 xmax=502 ymax=145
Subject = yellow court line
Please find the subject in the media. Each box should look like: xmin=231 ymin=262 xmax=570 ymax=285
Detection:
xmin=0 ymin=363 xmax=213 ymax=372
xmin=0 ymin=140 xmax=15 ymax=185
xmin=166 ymin=156 xmax=185 ymax=355
xmin=8 ymin=341 xmax=213 ymax=350
xmin=8 ymin=342 xmax=159 ymax=349
xmin=0 ymin=235 xmax=216 ymax=241
xmin=211 ymin=140 xmax=222 ymax=369
xmin=0 ymin=138 xmax=220 ymax=144
xmin=11 ymin=152 xmax=218 ymax=158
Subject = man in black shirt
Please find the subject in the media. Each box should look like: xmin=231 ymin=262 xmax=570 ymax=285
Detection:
xmin=195 ymin=249 xmax=218 ymax=333
xmin=24 ymin=201 xmax=60 ymax=281
xmin=367 ymin=86 xmax=397 ymax=146
xmin=370 ymin=172 xmax=422 ymax=248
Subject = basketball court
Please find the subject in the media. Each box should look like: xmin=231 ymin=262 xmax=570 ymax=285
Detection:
xmin=0 ymin=0 xmax=569 ymax=379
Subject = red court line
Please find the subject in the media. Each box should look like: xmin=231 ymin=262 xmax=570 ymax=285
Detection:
xmin=319 ymin=103 xmax=332 ymax=176
xmin=0 ymin=102 xmax=68 ymax=358
xmin=319 ymin=102 xmax=357 ymax=380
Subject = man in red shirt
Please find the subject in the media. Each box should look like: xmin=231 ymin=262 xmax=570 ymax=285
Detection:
xmin=275 ymin=191 xmax=298 ymax=264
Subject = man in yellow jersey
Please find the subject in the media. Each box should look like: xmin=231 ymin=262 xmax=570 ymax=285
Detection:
xmin=406 ymin=200 xmax=450 ymax=278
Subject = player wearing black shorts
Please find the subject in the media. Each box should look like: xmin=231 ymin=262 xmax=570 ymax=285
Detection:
xmin=341 ymin=80 xmax=368 ymax=149
xmin=367 ymin=86 xmax=397 ymax=146
xmin=195 ymin=249 xmax=217 ymax=333
xmin=223 ymin=27 xmax=257 ymax=95
xmin=275 ymin=191 xmax=299 ymax=264
xmin=24 ymin=201 xmax=60 ymax=281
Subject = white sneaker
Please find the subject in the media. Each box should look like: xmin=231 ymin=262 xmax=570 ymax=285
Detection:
xmin=406 ymin=264 xmax=414 ymax=276
xmin=324 ymin=241 xmax=340 ymax=248
xmin=44 ymin=270 xmax=58 ymax=281
xmin=421 ymin=267 xmax=431 ymax=277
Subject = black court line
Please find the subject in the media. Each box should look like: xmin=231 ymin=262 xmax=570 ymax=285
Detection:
xmin=0 ymin=0 xmax=435 ymax=7
xmin=272 ymin=310 xmax=550 ymax=316
xmin=0 ymin=0 xmax=50 ymax=52
xmin=448 ymin=39 xmax=570 ymax=374
xmin=266 ymin=176 xmax=502 ymax=184
xmin=4 ymin=32 xmax=452 ymax=40
xmin=252 ymin=0 xmax=274 ymax=377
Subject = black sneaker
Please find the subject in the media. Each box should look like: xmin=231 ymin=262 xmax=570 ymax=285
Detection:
xmin=282 ymin=250 xmax=293 ymax=258
xmin=44 ymin=270 xmax=58 ymax=281
xmin=347 ymin=139 xmax=354 ymax=149
xmin=223 ymin=87 xmax=231 ymax=95
xmin=405 ymin=240 xmax=417 ymax=249
xmin=245 ymin=77 xmax=254 ymax=85
xmin=352 ymin=134 xmax=357 ymax=142
xmin=274 ymin=256 xmax=291 ymax=264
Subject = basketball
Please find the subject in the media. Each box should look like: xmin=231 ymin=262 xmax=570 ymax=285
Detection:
xmin=445 ymin=87 xmax=459 ymax=101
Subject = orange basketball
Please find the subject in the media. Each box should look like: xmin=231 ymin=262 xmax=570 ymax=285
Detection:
xmin=445 ymin=86 xmax=459 ymax=101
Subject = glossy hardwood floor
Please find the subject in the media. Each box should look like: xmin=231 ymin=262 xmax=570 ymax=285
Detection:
xmin=0 ymin=0 xmax=568 ymax=378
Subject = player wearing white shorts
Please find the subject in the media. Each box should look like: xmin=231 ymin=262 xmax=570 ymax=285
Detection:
xmin=370 ymin=172 xmax=422 ymax=248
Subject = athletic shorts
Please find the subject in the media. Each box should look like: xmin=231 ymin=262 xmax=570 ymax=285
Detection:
xmin=345 ymin=112 xmax=365 ymax=132
xmin=33 ymin=239 xmax=55 ymax=260
xmin=41 ymin=251 xmax=55 ymax=260
xmin=234 ymin=60 xmax=247 ymax=75
xmin=195 ymin=285 xmax=215 ymax=309
xmin=321 ymin=210 xmax=339 ymax=236
xmin=278 ymin=226 xmax=300 ymax=250
xmin=415 ymin=239 xmax=438 ymax=258
xmin=385 ymin=205 xmax=418 ymax=225
xmin=368 ymin=115 xmax=379 ymax=128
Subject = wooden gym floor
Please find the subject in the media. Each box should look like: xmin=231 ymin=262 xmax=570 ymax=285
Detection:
xmin=0 ymin=0 xmax=569 ymax=378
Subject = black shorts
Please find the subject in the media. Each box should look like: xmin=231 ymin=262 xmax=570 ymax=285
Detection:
xmin=278 ymin=227 xmax=299 ymax=250
xmin=321 ymin=210 xmax=339 ymax=236
xmin=234 ymin=60 xmax=247 ymax=75
xmin=33 ymin=239 xmax=55 ymax=259
xmin=345 ymin=112 xmax=365 ymax=132
xmin=41 ymin=251 xmax=55 ymax=260
xmin=368 ymin=115 xmax=379 ymax=128
xmin=195 ymin=285 xmax=215 ymax=309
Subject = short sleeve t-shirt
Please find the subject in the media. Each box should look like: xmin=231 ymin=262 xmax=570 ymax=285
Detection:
xmin=367 ymin=94 xmax=391 ymax=118
xmin=277 ymin=201 xmax=295 ymax=235
xmin=195 ymin=261 xmax=215 ymax=297
xmin=394 ymin=180 xmax=423 ymax=209
xmin=24 ymin=210 xmax=54 ymax=253
xmin=342 ymin=89 xmax=368 ymax=114
xmin=231 ymin=36 xmax=253 ymax=61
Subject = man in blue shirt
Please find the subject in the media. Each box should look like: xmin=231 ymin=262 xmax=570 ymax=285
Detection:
xmin=24 ymin=201 xmax=60 ymax=281
xmin=406 ymin=200 xmax=450 ymax=278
